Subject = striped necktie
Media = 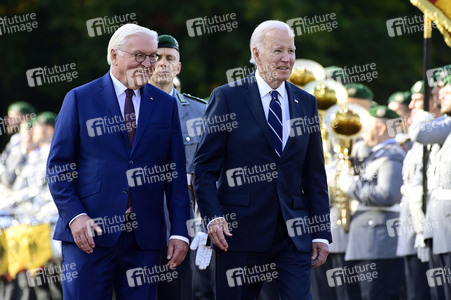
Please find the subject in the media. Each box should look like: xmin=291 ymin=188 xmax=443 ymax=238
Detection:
xmin=268 ymin=90 xmax=283 ymax=156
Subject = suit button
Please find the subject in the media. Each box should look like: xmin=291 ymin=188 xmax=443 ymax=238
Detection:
xmin=129 ymin=160 xmax=134 ymax=164
xmin=186 ymin=136 xmax=191 ymax=142
xmin=123 ymin=189 xmax=128 ymax=194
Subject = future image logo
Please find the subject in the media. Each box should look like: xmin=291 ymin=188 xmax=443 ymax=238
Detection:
xmin=287 ymin=13 xmax=338 ymax=36
xmin=186 ymin=13 xmax=238 ymax=37
xmin=426 ymin=267 xmax=451 ymax=287
xmin=386 ymin=16 xmax=435 ymax=37
xmin=86 ymin=13 xmax=137 ymax=37
xmin=26 ymin=63 xmax=78 ymax=87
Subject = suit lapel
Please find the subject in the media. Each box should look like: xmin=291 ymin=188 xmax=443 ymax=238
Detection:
xmin=242 ymin=75 xmax=274 ymax=150
xmin=281 ymin=83 xmax=302 ymax=156
xmin=100 ymin=73 xmax=129 ymax=143
xmin=131 ymin=84 xmax=156 ymax=153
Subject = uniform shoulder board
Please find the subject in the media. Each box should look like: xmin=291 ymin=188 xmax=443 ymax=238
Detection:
xmin=182 ymin=93 xmax=208 ymax=104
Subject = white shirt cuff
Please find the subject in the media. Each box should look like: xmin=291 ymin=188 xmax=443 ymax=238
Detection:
xmin=206 ymin=216 xmax=225 ymax=229
xmin=169 ymin=235 xmax=189 ymax=244
xmin=312 ymin=238 xmax=329 ymax=245
xmin=69 ymin=213 xmax=87 ymax=226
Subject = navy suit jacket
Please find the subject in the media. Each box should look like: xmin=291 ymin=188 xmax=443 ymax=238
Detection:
xmin=194 ymin=74 xmax=332 ymax=253
xmin=47 ymin=73 xmax=190 ymax=250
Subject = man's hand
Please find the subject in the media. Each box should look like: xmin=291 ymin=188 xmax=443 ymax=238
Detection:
xmin=167 ymin=239 xmax=189 ymax=268
xmin=69 ymin=215 xmax=102 ymax=254
xmin=311 ymin=242 xmax=329 ymax=268
xmin=207 ymin=218 xmax=232 ymax=251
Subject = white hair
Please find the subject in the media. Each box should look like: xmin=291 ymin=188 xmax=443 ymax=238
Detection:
xmin=249 ymin=20 xmax=295 ymax=65
xmin=107 ymin=24 xmax=158 ymax=65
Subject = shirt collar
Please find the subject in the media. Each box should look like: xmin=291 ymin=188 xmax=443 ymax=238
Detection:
xmin=109 ymin=71 xmax=139 ymax=98
xmin=255 ymin=71 xmax=285 ymax=100
xmin=372 ymin=137 xmax=397 ymax=152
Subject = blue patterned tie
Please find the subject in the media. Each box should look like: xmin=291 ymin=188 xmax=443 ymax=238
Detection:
xmin=268 ymin=90 xmax=283 ymax=156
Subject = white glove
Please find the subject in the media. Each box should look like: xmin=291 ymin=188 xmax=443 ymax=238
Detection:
xmin=190 ymin=232 xmax=212 ymax=270
xmin=414 ymin=233 xmax=430 ymax=263
xmin=338 ymin=173 xmax=354 ymax=194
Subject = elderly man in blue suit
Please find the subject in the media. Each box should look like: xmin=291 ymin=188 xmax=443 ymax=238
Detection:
xmin=194 ymin=20 xmax=331 ymax=300
xmin=47 ymin=24 xmax=190 ymax=300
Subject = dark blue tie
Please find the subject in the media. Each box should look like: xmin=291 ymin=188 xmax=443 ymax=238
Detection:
xmin=124 ymin=88 xmax=136 ymax=213
xmin=268 ymin=90 xmax=283 ymax=156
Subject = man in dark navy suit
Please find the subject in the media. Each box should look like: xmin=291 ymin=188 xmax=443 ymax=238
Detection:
xmin=194 ymin=20 xmax=331 ymax=300
xmin=47 ymin=24 xmax=190 ymax=300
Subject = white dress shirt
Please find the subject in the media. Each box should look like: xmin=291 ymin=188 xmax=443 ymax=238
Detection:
xmin=70 ymin=73 xmax=188 ymax=244
xmin=208 ymin=73 xmax=329 ymax=246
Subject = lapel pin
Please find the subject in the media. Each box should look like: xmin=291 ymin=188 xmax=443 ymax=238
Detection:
xmin=294 ymin=99 xmax=299 ymax=103
xmin=150 ymin=97 xmax=154 ymax=101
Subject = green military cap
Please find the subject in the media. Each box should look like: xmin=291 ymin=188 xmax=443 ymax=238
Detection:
xmin=439 ymin=65 xmax=451 ymax=81
xmin=369 ymin=105 xmax=400 ymax=119
xmin=8 ymin=101 xmax=35 ymax=114
xmin=158 ymin=34 xmax=179 ymax=51
xmin=388 ymin=91 xmax=411 ymax=105
xmin=411 ymin=80 xmax=424 ymax=94
xmin=32 ymin=111 xmax=57 ymax=127
xmin=344 ymin=83 xmax=374 ymax=100
xmin=444 ymin=75 xmax=451 ymax=86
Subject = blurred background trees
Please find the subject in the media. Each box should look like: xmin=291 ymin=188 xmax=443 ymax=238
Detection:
xmin=0 ymin=0 xmax=449 ymax=148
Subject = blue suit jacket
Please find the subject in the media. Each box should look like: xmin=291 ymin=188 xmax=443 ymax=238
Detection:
xmin=47 ymin=73 xmax=190 ymax=250
xmin=194 ymin=74 xmax=332 ymax=253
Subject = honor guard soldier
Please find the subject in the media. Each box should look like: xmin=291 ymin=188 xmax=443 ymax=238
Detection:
xmin=387 ymin=91 xmax=411 ymax=125
xmin=342 ymin=105 xmax=406 ymax=299
xmin=0 ymin=102 xmax=36 ymax=188
xmin=149 ymin=34 xmax=210 ymax=300
xmin=410 ymin=76 xmax=451 ymax=300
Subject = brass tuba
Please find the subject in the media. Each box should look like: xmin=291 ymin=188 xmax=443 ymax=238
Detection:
xmin=303 ymin=80 xmax=348 ymax=164
xmin=288 ymin=59 xmax=326 ymax=88
xmin=325 ymin=103 xmax=370 ymax=232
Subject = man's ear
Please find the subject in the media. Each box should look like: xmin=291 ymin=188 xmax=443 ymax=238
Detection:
xmin=377 ymin=120 xmax=388 ymax=136
xmin=176 ymin=62 xmax=182 ymax=76
xmin=252 ymin=48 xmax=260 ymax=64
xmin=110 ymin=49 xmax=118 ymax=65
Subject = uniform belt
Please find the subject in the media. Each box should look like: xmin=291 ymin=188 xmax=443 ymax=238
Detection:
xmin=432 ymin=188 xmax=451 ymax=201
xmin=356 ymin=203 xmax=400 ymax=213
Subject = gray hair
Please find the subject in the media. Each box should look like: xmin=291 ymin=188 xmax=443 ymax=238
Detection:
xmin=107 ymin=24 xmax=158 ymax=65
xmin=249 ymin=20 xmax=295 ymax=65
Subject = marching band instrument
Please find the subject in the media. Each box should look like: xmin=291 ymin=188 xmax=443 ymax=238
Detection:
xmin=304 ymin=79 xmax=348 ymax=164
xmin=288 ymin=59 xmax=326 ymax=88
xmin=325 ymin=103 xmax=370 ymax=232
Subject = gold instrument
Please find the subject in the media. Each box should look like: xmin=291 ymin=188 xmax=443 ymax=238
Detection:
xmin=304 ymin=80 xmax=348 ymax=164
xmin=288 ymin=59 xmax=326 ymax=88
xmin=325 ymin=103 xmax=370 ymax=232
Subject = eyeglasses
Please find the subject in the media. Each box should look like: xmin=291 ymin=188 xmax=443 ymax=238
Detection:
xmin=116 ymin=49 xmax=160 ymax=63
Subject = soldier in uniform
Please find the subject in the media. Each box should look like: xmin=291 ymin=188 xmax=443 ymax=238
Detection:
xmin=12 ymin=112 xmax=57 ymax=215
xmin=387 ymin=91 xmax=411 ymax=125
xmin=396 ymin=85 xmax=434 ymax=300
xmin=310 ymin=84 xmax=376 ymax=300
xmin=410 ymin=76 xmax=451 ymax=300
xmin=345 ymin=84 xmax=373 ymax=163
xmin=0 ymin=102 xmax=36 ymax=188
xmin=148 ymin=34 xmax=209 ymax=300
xmin=342 ymin=105 xmax=405 ymax=300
